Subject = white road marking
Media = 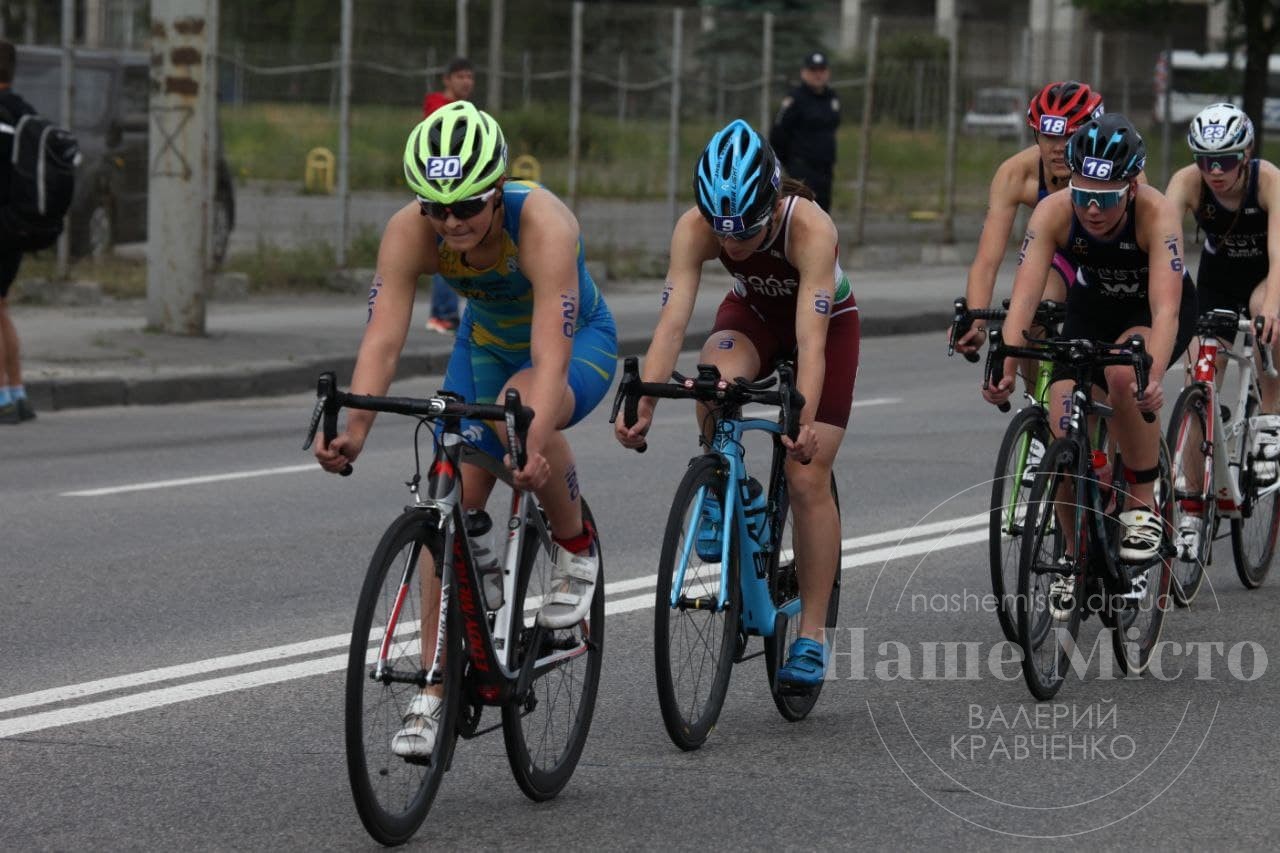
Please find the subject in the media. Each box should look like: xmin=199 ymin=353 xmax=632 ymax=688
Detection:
xmin=61 ymin=464 xmax=318 ymax=497
xmin=0 ymin=510 xmax=987 ymax=737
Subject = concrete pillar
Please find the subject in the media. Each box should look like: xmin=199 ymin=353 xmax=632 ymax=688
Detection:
xmin=84 ymin=0 xmax=104 ymax=47
xmin=1207 ymin=0 xmax=1229 ymax=51
xmin=839 ymin=0 xmax=862 ymax=56
xmin=935 ymin=0 xmax=956 ymax=40
xmin=146 ymin=0 xmax=217 ymax=334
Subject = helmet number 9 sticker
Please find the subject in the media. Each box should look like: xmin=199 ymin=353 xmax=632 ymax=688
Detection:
xmin=1039 ymin=115 xmax=1068 ymax=135
xmin=1080 ymin=156 xmax=1114 ymax=179
xmin=426 ymin=156 xmax=463 ymax=179
xmin=714 ymin=214 xmax=746 ymax=234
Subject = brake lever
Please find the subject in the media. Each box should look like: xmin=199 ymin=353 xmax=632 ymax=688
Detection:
xmin=611 ymin=356 xmax=648 ymax=454
xmin=504 ymin=388 xmax=529 ymax=472
xmin=949 ymin=296 xmax=980 ymax=362
xmin=1127 ymin=335 xmax=1156 ymax=424
xmin=1255 ymin=315 xmax=1278 ymax=378
xmin=983 ymin=328 xmax=1011 ymax=413
xmin=307 ymin=372 xmax=352 ymax=476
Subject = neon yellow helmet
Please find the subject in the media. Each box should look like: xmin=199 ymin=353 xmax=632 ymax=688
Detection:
xmin=403 ymin=101 xmax=508 ymax=203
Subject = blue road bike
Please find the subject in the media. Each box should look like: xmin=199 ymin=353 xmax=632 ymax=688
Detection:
xmin=612 ymin=357 xmax=841 ymax=750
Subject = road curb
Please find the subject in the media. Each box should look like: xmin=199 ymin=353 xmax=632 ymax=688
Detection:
xmin=26 ymin=311 xmax=950 ymax=411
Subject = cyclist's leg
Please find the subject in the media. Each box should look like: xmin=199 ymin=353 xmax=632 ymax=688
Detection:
xmin=698 ymin=296 xmax=767 ymax=442
xmin=787 ymin=426 xmax=842 ymax=642
xmin=1018 ymin=258 xmax=1071 ymax=389
xmin=787 ymin=301 xmax=857 ymax=643
xmin=1044 ymin=376 xmax=1081 ymax=541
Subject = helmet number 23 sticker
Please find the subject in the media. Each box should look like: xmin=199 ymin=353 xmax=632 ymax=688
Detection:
xmin=426 ymin=156 xmax=463 ymax=179
xmin=1039 ymin=114 xmax=1068 ymax=135
xmin=1080 ymin=156 xmax=1114 ymax=179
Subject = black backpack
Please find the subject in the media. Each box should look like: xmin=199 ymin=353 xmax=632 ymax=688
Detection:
xmin=0 ymin=105 xmax=80 ymax=252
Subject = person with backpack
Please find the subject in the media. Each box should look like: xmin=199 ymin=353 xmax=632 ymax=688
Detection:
xmin=0 ymin=39 xmax=39 ymax=424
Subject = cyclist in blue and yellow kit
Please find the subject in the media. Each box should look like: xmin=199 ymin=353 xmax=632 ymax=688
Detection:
xmin=314 ymin=102 xmax=616 ymax=756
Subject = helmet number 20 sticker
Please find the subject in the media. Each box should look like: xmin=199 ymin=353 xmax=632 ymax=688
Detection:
xmin=426 ymin=156 xmax=463 ymax=179
xmin=1039 ymin=114 xmax=1068 ymax=135
xmin=1080 ymin=156 xmax=1114 ymax=179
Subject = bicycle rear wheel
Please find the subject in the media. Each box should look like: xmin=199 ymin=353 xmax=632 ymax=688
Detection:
xmin=1232 ymin=397 xmax=1280 ymax=588
xmin=1166 ymin=383 xmax=1212 ymax=605
xmin=1017 ymin=438 xmax=1084 ymax=701
xmin=765 ymin=474 xmax=841 ymax=721
xmin=1110 ymin=440 xmax=1174 ymax=675
xmin=502 ymin=499 xmax=604 ymax=801
xmin=654 ymin=454 xmax=741 ymax=751
xmin=345 ymin=509 xmax=461 ymax=846
xmin=989 ymin=407 xmax=1051 ymax=641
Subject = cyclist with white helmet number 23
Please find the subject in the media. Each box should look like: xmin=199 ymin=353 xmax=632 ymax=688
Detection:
xmin=985 ymin=113 xmax=1198 ymax=589
xmin=616 ymin=120 xmax=860 ymax=688
xmin=954 ymin=81 xmax=1108 ymax=358
xmin=1164 ymin=103 xmax=1280 ymax=490
xmin=313 ymin=102 xmax=617 ymax=757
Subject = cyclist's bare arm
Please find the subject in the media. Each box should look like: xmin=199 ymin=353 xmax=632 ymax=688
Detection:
xmin=1136 ymin=186 xmax=1188 ymax=386
xmin=1162 ymin=164 xmax=1201 ymax=219
xmin=1006 ymin=195 xmax=1070 ymax=345
xmin=642 ymin=208 xmax=719 ymax=385
xmin=958 ymin=147 xmax=1038 ymax=351
xmin=515 ymin=189 xmax=580 ymax=449
xmin=788 ymin=201 xmax=838 ymax=428
xmin=345 ymin=203 xmax=436 ymax=444
xmin=1255 ymin=161 xmax=1280 ymax=335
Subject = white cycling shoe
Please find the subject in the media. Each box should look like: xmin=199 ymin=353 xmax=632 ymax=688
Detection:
xmin=1253 ymin=428 xmax=1280 ymax=485
xmin=391 ymin=692 xmax=444 ymax=758
xmin=1118 ymin=509 xmax=1163 ymax=564
xmin=536 ymin=542 xmax=599 ymax=629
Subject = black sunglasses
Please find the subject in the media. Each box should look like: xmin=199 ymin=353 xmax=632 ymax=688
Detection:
xmin=418 ymin=188 xmax=497 ymax=221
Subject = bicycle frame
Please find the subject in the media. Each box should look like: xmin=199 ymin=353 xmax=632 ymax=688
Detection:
xmin=1181 ymin=318 xmax=1280 ymax=516
xmin=675 ymin=413 xmax=794 ymax=636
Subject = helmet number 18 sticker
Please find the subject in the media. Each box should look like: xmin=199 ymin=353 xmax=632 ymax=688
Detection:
xmin=1080 ymin=156 xmax=1114 ymax=179
xmin=426 ymin=156 xmax=463 ymax=179
xmin=1039 ymin=114 xmax=1068 ymax=135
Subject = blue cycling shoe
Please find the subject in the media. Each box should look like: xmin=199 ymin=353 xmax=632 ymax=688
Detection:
xmin=776 ymin=637 xmax=828 ymax=688
xmin=695 ymin=494 xmax=723 ymax=561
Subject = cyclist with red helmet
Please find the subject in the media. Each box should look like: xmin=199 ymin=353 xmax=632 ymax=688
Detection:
xmin=954 ymin=81 xmax=1107 ymax=356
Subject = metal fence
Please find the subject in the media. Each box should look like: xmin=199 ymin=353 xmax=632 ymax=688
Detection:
xmin=6 ymin=0 xmax=1180 ymax=265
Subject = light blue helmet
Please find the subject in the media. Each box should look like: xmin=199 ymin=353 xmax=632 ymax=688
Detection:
xmin=694 ymin=119 xmax=781 ymax=236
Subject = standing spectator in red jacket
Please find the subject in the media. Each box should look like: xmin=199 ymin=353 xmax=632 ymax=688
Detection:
xmin=421 ymin=57 xmax=477 ymax=333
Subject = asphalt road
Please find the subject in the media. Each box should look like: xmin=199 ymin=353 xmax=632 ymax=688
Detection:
xmin=3 ymin=331 xmax=1278 ymax=850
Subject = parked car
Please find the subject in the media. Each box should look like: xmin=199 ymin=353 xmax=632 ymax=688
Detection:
xmin=962 ymin=86 xmax=1026 ymax=138
xmin=12 ymin=45 xmax=235 ymax=265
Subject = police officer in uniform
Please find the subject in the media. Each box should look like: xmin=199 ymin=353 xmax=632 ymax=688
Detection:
xmin=769 ymin=51 xmax=840 ymax=212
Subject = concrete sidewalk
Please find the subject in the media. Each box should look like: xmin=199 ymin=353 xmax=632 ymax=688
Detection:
xmin=16 ymin=262 xmax=977 ymax=412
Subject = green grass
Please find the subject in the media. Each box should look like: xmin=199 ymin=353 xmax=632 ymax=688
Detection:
xmin=221 ymin=102 xmax=1021 ymax=215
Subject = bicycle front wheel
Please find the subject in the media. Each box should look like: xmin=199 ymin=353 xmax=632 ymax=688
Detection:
xmin=1017 ymin=438 xmax=1084 ymax=701
xmin=1166 ymin=382 xmax=1212 ymax=605
xmin=1232 ymin=397 xmax=1280 ymax=587
xmin=654 ymin=455 xmax=741 ymax=751
xmin=345 ymin=509 xmax=461 ymax=846
xmin=765 ymin=474 xmax=841 ymax=721
xmin=502 ymin=499 xmax=604 ymax=801
xmin=989 ymin=406 xmax=1051 ymax=641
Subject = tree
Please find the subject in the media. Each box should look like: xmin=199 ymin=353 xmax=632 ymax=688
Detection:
xmin=1073 ymin=0 xmax=1280 ymax=151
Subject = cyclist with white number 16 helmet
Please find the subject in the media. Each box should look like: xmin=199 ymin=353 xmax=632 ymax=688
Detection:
xmin=986 ymin=113 xmax=1197 ymax=593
